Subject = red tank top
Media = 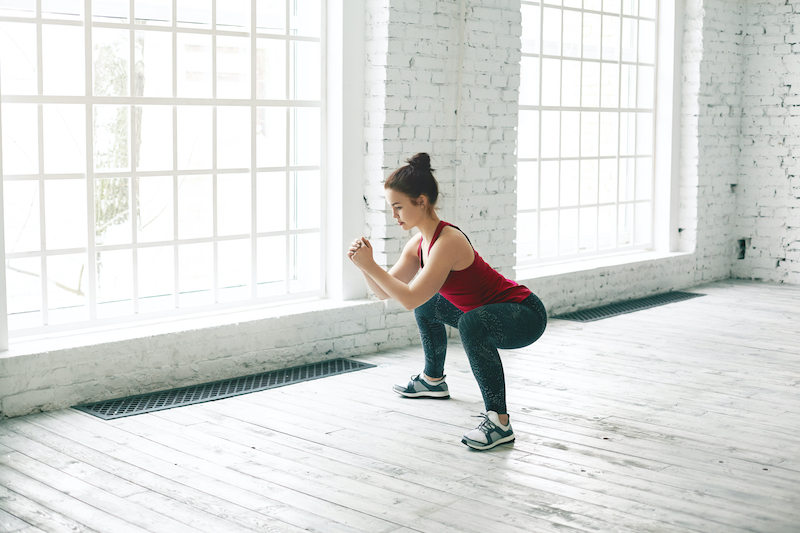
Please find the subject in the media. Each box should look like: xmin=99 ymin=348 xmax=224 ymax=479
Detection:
xmin=418 ymin=221 xmax=531 ymax=313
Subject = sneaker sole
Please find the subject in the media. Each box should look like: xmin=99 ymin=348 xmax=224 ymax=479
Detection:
xmin=461 ymin=435 xmax=515 ymax=450
xmin=392 ymin=388 xmax=450 ymax=399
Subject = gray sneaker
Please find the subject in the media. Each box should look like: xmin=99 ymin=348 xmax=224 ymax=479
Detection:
xmin=392 ymin=374 xmax=450 ymax=399
xmin=461 ymin=411 xmax=515 ymax=450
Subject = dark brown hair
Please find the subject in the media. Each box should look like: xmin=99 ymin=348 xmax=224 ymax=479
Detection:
xmin=383 ymin=153 xmax=439 ymax=208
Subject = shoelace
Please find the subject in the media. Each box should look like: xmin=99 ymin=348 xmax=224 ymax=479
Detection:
xmin=473 ymin=413 xmax=497 ymax=433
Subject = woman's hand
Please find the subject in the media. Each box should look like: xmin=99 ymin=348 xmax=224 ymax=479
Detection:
xmin=348 ymin=237 xmax=375 ymax=269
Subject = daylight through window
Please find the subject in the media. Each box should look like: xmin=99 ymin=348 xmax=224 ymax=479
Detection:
xmin=517 ymin=0 xmax=656 ymax=265
xmin=0 ymin=0 xmax=324 ymax=333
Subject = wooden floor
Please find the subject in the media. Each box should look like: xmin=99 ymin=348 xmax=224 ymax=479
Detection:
xmin=1 ymin=279 xmax=799 ymax=533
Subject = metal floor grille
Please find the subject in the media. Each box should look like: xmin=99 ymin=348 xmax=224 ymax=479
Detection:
xmin=74 ymin=358 xmax=376 ymax=420
xmin=551 ymin=291 xmax=705 ymax=322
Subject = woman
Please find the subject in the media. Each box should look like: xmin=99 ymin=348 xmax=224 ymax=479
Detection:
xmin=348 ymin=153 xmax=547 ymax=450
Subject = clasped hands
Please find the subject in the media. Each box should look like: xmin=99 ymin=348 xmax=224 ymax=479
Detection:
xmin=348 ymin=237 xmax=374 ymax=269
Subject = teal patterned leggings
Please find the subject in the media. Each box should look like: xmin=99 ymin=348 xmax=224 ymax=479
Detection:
xmin=414 ymin=292 xmax=547 ymax=415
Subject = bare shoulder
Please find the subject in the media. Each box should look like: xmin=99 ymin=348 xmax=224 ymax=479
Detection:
xmin=402 ymin=232 xmax=423 ymax=255
xmin=432 ymin=226 xmax=474 ymax=269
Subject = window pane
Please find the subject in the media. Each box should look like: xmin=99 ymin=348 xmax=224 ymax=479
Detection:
xmin=137 ymin=176 xmax=174 ymax=242
xmin=217 ymin=173 xmax=251 ymax=236
xmin=0 ymin=22 xmax=37 ymax=95
xmin=257 ymin=171 xmax=286 ymax=232
xmin=602 ymin=15 xmax=619 ymax=61
xmin=43 ymin=25 xmax=84 ymax=95
xmin=541 ymin=58 xmax=560 ymax=107
xmin=598 ymin=204 xmax=615 ymax=249
xmin=635 ymin=201 xmax=651 ymax=245
xmin=517 ymin=110 xmax=539 ymax=160
xmin=136 ymin=106 xmax=173 ymax=171
xmin=218 ymin=239 xmax=250 ymax=302
xmin=217 ymin=36 xmax=250 ymax=99
xmin=43 ymin=104 xmax=85 ymax=174
xmin=257 ymin=38 xmax=286 ymax=100
xmin=289 ymin=232 xmax=319 ymax=292
xmin=177 ymin=175 xmax=212 ymax=239
xmin=519 ymin=57 xmax=539 ymax=106
xmin=619 ymin=156 xmax=634 ymax=201
xmin=290 ymin=0 xmax=321 ymax=38
xmin=4 ymin=180 xmax=40 ymax=253
xmin=516 ymin=211 xmax=537 ymax=262
xmin=290 ymin=41 xmax=320 ymax=100
xmin=636 ymin=112 xmax=653 ymax=155
xmin=138 ymin=245 xmax=174 ymax=313
xmin=637 ymin=65 xmax=654 ymax=108
xmin=541 ymin=111 xmax=559 ymax=159
xmin=47 ymin=253 xmax=87 ymax=323
xmin=6 ymin=257 xmax=40 ymax=316
xmin=562 ymin=60 xmax=581 ymax=108
xmin=217 ymin=0 xmax=249 ymax=28
xmin=561 ymin=111 xmax=579 ymax=158
xmin=257 ymin=107 xmax=287 ymax=167
xmin=559 ymin=208 xmax=578 ymax=255
xmin=599 ymin=111 xmax=618 ymax=157
xmin=580 ymin=111 xmax=598 ymax=157
xmin=177 ymin=33 xmax=212 ymax=98
xmin=542 ymin=8 xmax=561 ymax=56
xmin=639 ymin=20 xmax=655 ymax=63
xmin=290 ymin=107 xmax=319 ymax=166
xmin=94 ymin=105 xmax=130 ymax=171
xmin=598 ymin=158 xmax=616 ymax=203
xmin=540 ymin=161 xmax=559 ymax=209
xmin=560 ymin=160 xmax=579 ymax=207
xmin=636 ymin=157 xmax=652 ymax=200
xmin=257 ymin=0 xmax=285 ymax=35
xmin=135 ymin=31 xmax=173 ymax=97
xmin=257 ymin=235 xmax=285 ymax=296
xmin=620 ymin=111 xmax=635 ymax=155
xmin=579 ymin=206 xmax=598 ymax=252
xmin=520 ymin=4 xmax=540 ymax=55
xmin=42 ymin=0 xmax=81 ymax=20
xmin=1 ymin=104 xmax=38 ymax=175
xmin=600 ymin=62 xmax=619 ymax=107
xmin=581 ymin=62 xmax=599 ymax=107
xmin=618 ymin=203 xmax=632 ymax=246
xmin=0 ymin=0 xmax=35 ymax=17
xmin=603 ymin=0 xmax=620 ymax=14
xmin=620 ymin=64 xmax=636 ymax=108
xmin=579 ymin=159 xmax=598 ymax=205
xmin=563 ymin=10 xmax=581 ymax=58
xmin=177 ymin=106 xmax=212 ymax=170
xmin=93 ymin=0 xmax=129 ymax=23
xmin=135 ymin=0 xmax=171 ymax=25
xmin=178 ymin=242 xmax=213 ymax=306
xmin=177 ymin=0 xmax=211 ymax=28
xmin=539 ymin=210 xmax=558 ymax=257
xmin=622 ymin=0 xmax=637 ymax=16
xmin=621 ymin=17 xmax=636 ymax=62
xmin=95 ymin=177 xmax=131 ymax=245
xmin=217 ymin=107 xmax=251 ymax=169
xmin=290 ymin=171 xmax=319 ymax=230
xmin=517 ymin=161 xmax=538 ymax=211
xmin=640 ymin=0 xmax=656 ymax=19
xmin=583 ymin=13 xmax=601 ymax=60
xmin=45 ymin=179 xmax=86 ymax=249
xmin=96 ymin=249 xmax=133 ymax=318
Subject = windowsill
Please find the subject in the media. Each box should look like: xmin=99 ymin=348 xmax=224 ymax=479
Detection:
xmin=2 ymin=297 xmax=382 ymax=359
xmin=515 ymin=250 xmax=693 ymax=281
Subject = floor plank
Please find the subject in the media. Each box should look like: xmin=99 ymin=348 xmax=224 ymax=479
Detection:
xmin=1 ymin=280 xmax=799 ymax=533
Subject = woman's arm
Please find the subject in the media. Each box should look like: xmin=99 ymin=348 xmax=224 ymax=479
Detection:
xmin=350 ymin=230 xmax=470 ymax=310
xmin=348 ymin=235 xmax=420 ymax=300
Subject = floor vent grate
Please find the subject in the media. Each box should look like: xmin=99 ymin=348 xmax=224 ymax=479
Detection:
xmin=74 ymin=358 xmax=376 ymax=420
xmin=551 ymin=291 xmax=705 ymax=322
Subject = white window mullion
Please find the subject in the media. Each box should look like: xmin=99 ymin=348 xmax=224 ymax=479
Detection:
xmin=536 ymin=0 xmax=543 ymax=262
xmin=85 ymin=0 xmax=97 ymax=321
xmin=250 ymin=0 xmax=258 ymax=299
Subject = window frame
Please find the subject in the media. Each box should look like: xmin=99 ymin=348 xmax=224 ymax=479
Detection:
xmin=516 ymin=0 xmax=660 ymax=267
xmin=0 ymin=0 xmax=327 ymax=337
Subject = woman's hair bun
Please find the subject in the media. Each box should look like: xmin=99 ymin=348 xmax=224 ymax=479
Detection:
xmin=407 ymin=153 xmax=432 ymax=172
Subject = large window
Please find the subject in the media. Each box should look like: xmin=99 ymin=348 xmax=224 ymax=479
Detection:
xmin=0 ymin=0 xmax=324 ymax=333
xmin=517 ymin=0 xmax=656 ymax=265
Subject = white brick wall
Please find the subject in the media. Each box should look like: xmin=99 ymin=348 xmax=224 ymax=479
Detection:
xmin=736 ymin=0 xmax=800 ymax=283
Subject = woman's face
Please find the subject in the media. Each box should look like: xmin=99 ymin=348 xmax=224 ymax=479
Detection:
xmin=385 ymin=188 xmax=427 ymax=230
